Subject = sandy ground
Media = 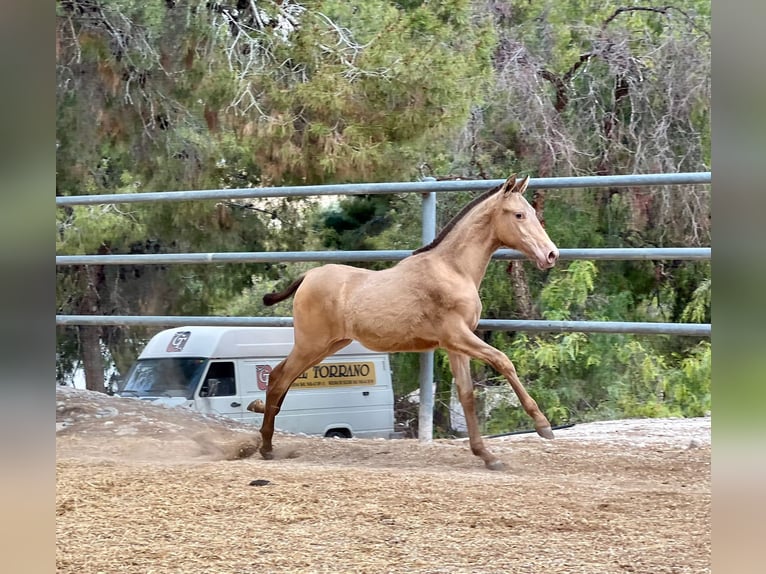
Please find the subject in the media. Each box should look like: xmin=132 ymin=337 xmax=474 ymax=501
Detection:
xmin=56 ymin=387 xmax=711 ymax=574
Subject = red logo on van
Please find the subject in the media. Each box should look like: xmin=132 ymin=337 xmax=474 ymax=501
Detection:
xmin=256 ymin=364 xmax=272 ymax=391
xmin=166 ymin=331 xmax=191 ymax=352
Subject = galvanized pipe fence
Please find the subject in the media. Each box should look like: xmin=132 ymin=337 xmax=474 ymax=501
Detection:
xmin=55 ymin=247 xmax=711 ymax=266
xmin=56 ymin=172 xmax=712 ymax=441
xmin=56 ymin=172 xmax=711 ymax=206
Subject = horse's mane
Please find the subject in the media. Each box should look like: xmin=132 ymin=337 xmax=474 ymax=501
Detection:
xmin=412 ymin=183 xmax=503 ymax=255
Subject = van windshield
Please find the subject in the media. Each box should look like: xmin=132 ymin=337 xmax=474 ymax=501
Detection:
xmin=120 ymin=358 xmax=207 ymax=399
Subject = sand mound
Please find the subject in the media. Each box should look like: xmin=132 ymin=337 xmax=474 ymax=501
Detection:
xmin=56 ymin=386 xmax=261 ymax=462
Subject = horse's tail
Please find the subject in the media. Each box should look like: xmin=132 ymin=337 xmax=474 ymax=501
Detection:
xmin=263 ymin=276 xmax=305 ymax=306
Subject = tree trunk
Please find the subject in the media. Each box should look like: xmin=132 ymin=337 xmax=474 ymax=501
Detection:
xmin=79 ymin=265 xmax=104 ymax=392
xmin=80 ymin=325 xmax=104 ymax=392
xmin=507 ymin=261 xmax=535 ymax=318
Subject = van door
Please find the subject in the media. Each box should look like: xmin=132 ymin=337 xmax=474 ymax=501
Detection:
xmin=195 ymin=360 xmax=244 ymax=420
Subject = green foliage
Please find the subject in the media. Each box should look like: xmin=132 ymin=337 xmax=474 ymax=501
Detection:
xmin=389 ymin=352 xmax=421 ymax=398
xmin=666 ymin=341 xmax=712 ymax=416
xmin=681 ymin=278 xmax=711 ymax=324
xmin=540 ymin=261 xmax=598 ymax=320
xmin=363 ymin=193 xmax=424 ymax=251
xmin=482 ymin=329 xmax=711 ymax=433
xmin=56 ymin=206 xmax=146 ymax=254
xmin=478 ymin=263 xmax=518 ymax=320
xmin=479 ymin=266 xmax=711 ymax=433
xmin=319 ymin=195 xmax=394 ymax=251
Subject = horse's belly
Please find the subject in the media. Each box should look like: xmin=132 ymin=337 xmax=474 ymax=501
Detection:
xmin=347 ymin=313 xmax=439 ymax=353
xmin=358 ymin=333 xmax=439 ymax=353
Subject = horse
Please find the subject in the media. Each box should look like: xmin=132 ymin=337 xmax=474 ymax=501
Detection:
xmin=247 ymin=174 xmax=559 ymax=470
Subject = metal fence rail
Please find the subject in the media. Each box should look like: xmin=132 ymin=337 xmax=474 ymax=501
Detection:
xmin=55 ymin=315 xmax=711 ymax=337
xmin=56 ymin=247 xmax=711 ymax=266
xmin=55 ymin=172 xmax=711 ymax=206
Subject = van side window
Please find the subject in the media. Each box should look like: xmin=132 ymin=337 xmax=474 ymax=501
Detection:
xmin=199 ymin=362 xmax=236 ymax=397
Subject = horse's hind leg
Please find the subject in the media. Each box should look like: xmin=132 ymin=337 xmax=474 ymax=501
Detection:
xmin=255 ymin=339 xmax=351 ymax=459
xmin=448 ymin=352 xmax=504 ymax=471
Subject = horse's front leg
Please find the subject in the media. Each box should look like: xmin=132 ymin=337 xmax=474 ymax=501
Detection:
xmin=448 ymin=352 xmax=505 ymax=471
xmin=445 ymin=324 xmax=554 ymax=441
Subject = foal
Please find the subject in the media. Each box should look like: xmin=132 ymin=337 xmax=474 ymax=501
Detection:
xmin=249 ymin=174 xmax=559 ymax=470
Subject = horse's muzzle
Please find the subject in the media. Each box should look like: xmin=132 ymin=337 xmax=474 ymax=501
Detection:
xmin=536 ymin=249 xmax=559 ymax=270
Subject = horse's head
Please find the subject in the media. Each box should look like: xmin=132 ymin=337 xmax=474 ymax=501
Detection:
xmin=493 ymin=174 xmax=559 ymax=270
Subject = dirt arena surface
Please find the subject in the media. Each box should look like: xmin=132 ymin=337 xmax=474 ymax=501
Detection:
xmin=56 ymin=387 xmax=711 ymax=573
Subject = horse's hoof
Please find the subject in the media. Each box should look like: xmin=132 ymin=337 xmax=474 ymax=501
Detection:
xmin=536 ymin=425 xmax=555 ymax=440
xmin=247 ymin=399 xmax=265 ymax=413
xmin=260 ymin=448 xmax=274 ymax=460
xmin=486 ymin=459 xmax=506 ymax=471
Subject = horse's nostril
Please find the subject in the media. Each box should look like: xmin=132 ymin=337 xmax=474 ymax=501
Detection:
xmin=547 ymin=251 xmax=558 ymax=263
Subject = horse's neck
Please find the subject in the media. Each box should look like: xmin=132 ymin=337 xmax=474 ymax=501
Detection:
xmin=429 ymin=198 xmax=501 ymax=286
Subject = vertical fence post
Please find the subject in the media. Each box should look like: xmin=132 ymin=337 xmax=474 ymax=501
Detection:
xmin=419 ymin=178 xmax=437 ymax=442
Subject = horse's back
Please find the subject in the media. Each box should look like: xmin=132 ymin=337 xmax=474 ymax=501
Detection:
xmin=293 ymin=264 xmax=374 ymax=319
xmin=301 ymin=264 xmax=374 ymax=293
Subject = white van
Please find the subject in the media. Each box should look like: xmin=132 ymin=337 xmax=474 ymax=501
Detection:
xmin=118 ymin=326 xmax=395 ymax=439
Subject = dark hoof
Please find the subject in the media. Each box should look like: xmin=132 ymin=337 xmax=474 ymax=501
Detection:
xmin=536 ymin=425 xmax=555 ymax=440
xmin=486 ymin=459 xmax=506 ymax=471
xmin=260 ymin=448 xmax=275 ymax=460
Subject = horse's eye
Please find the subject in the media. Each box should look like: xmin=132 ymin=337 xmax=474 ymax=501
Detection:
xmin=514 ymin=213 xmax=524 ymax=220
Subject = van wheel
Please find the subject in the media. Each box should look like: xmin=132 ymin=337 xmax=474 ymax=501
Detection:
xmin=325 ymin=430 xmax=350 ymax=439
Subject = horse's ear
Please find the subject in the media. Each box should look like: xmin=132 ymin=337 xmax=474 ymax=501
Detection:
xmin=500 ymin=173 xmax=518 ymax=196
xmin=514 ymin=175 xmax=531 ymax=194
